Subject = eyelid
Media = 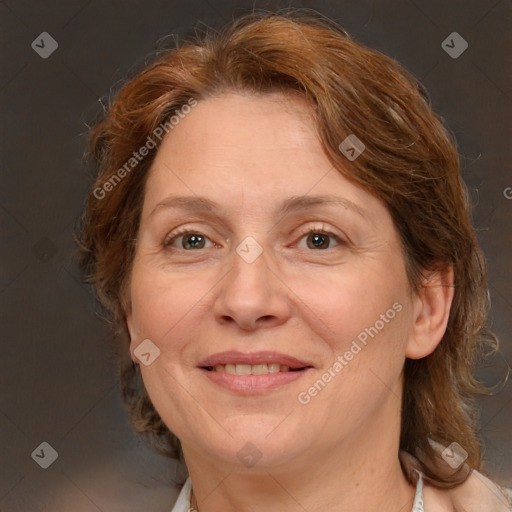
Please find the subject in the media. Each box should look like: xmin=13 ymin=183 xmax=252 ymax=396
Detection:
xmin=292 ymin=223 xmax=346 ymax=247
xmin=163 ymin=227 xmax=218 ymax=249
xmin=162 ymin=221 xmax=347 ymax=250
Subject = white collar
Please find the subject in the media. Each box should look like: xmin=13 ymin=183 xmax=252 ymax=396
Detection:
xmin=170 ymin=473 xmax=425 ymax=512
xmin=171 ymin=477 xmax=193 ymax=512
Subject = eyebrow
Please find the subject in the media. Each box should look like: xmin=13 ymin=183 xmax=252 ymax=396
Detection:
xmin=150 ymin=196 xmax=219 ymax=217
xmin=276 ymin=195 xmax=369 ymax=220
xmin=149 ymin=194 xmax=369 ymax=221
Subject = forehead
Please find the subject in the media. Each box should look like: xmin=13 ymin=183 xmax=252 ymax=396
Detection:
xmin=147 ymin=93 xmax=312 ymax=180
xmin=155 ymin=91 xmax=322 ymax=167
xmin=141 ymin=92 xmax=384 ymax=224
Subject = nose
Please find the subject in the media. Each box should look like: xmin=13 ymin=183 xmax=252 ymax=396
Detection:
xmin=213 ymin=246 xmax=292 ymax=331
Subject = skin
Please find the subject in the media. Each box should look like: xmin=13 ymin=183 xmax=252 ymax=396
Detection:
xmin=125 ymin=92 xmax=455 ymax=511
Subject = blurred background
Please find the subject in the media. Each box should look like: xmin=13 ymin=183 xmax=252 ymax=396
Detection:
xmin=1 ymin=1 xmax=511 ymax=510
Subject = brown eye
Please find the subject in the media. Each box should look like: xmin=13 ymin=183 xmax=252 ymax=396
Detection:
xmin=182 ymin=234 xmax=206 ymax=249
xmin=306 ymin=232 xmax=333 ymax=250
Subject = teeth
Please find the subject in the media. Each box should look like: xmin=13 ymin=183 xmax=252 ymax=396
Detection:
xmin=251 ymin=364 xmax=269 ymax=375
xmin=225 ymin=364 xmax=236 ymax=375
xmin=236 ymin=364 xmax=252 ymax=375
xmin=210 ymin=363 xmax=297 ymax=374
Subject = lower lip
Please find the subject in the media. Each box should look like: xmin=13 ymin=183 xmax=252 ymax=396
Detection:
xmin=199 ymin=368 xmax=311 ymax=394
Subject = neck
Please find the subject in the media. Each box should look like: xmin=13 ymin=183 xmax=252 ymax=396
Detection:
xmin=182 ymin=407 xmax=416 ymax=512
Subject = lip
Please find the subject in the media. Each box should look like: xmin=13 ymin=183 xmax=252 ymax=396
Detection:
xmin=200 ymin=368 xmax=312 ymax=394
xmin=197 ymin=351 xmax=314 ymax=395
xmin=198 ymin=351 xmax=313 ymax=369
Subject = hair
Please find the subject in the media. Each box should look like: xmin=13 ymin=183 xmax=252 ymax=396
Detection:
xmin=75 ymin=9 xmax=497 ymax=487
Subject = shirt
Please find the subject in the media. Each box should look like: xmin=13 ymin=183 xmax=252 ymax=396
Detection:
xmin=170 ymin=473 xmax=426 ymax=512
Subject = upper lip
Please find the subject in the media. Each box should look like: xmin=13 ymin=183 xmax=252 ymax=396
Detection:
xmin=198 ymin=351 xmax=313 ymax=369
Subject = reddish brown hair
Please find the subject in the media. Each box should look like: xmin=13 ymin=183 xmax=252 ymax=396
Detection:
xmin=76 ymin=10 xmax=495 ymax=486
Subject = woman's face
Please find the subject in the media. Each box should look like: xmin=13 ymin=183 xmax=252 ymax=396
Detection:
xmin=126 ymin=92 xmax=419 ymax=469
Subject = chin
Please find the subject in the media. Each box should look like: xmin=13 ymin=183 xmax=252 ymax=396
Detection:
xmin=208 ymin=417 xmax=311 ymax=468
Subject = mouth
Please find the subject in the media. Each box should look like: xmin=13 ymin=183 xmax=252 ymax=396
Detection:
xmin=203 ymin=363 xmax=308 ymax=375
xmin=198 ymin=351 xmax=314 ymax=394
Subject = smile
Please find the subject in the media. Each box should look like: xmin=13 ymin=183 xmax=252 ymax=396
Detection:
xmin=204 ymin=363 xmax=303 ymax=375
xmin=197 ymin=351 xmax=314 ymax=394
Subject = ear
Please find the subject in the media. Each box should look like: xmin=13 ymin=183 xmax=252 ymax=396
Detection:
xmin=405 ymin=266 xmax=454 ymax=359
xmin=122 ymin=293 xmax=139 ymax=363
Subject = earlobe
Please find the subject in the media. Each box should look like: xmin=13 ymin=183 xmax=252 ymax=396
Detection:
xmin=405 ymin=266 xmax=454 ymax=360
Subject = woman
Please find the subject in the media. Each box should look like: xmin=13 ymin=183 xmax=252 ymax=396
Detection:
xmin=76 ymin=10 xmax=511 ymax=511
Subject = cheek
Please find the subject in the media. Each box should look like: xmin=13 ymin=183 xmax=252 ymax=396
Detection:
xmin=128 ymin=266 xmax=208 ymax=352
xmin=296 ymin=292 xmax=411 ymax=438
xmin=292 ymin=262 xmax=413 ymax=417
xmin=290 ymin=261 xmax=409 ymax=351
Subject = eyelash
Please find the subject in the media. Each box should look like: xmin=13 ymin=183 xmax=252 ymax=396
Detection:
xmin=163 ymin=227 xmax=217 ymax=249
xmin=163 ymin=224 xmax=345 ymax=251
xmin=294 ymin=225 xmax=345 ymax=249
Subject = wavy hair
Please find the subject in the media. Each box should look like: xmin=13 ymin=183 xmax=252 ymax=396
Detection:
xmin=75 ymin=9 xmax=496 ymax=487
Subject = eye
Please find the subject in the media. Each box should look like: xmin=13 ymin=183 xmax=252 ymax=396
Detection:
xmin=296 ymin=229 xmax=343 ymax=250
xmin=164 ymin=230 xmax=217 ymax=250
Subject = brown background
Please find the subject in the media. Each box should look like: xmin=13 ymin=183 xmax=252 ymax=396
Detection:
xmin=1 ymin=1 xmax=511 ymax=510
